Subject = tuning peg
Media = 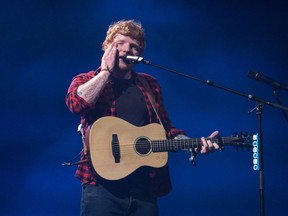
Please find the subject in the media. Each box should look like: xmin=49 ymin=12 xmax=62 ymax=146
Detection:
xmin=188 ymin=148 xmax=197 ymax=166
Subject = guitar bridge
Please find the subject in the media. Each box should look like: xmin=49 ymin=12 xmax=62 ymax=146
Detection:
xmin=111 ymin=134 xmax=120 ymax=163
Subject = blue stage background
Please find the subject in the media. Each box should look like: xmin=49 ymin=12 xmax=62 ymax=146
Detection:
xmin=1 ymin=1 xmax=288 ymax=215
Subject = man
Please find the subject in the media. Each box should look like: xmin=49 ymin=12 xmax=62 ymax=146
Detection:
xmin=66 ymin=20 xmax=219 ymax=216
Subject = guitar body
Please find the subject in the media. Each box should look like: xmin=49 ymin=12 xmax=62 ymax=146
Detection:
xmin=89 ymin=116 xmax=168 ymax=180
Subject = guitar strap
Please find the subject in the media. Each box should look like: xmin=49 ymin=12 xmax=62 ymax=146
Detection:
xmin=78 ymin=124 xmax=88 ymax=156
xmin=137 ymin=74 xmax=164 ymax=128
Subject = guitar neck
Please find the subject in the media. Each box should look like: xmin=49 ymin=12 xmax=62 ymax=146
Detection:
xmin=151 ymin=136 xmax=243 ymax=152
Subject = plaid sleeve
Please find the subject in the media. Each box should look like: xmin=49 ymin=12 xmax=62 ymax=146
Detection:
xmin=65 ymin=71 xmax=96 ymax=115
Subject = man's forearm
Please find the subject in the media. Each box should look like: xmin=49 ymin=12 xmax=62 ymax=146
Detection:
xmin=77 ymin=70 xmax=110 ymax=104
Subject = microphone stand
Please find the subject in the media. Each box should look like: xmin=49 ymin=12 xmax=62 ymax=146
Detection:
xmin=138 ymin=57 xmax=288 ymax=216
xmin=272 ymin=89 xmax=288 ymax=122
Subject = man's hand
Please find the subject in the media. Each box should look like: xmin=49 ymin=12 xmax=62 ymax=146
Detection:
xmin=101 ymin=42 xmax=118 ymax=73
xmin=198 ymin=131 xmax=220 ymax=154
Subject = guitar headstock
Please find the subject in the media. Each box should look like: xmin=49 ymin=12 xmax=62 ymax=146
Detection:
xmin=219 ymin=132 xmax=255 ymax=150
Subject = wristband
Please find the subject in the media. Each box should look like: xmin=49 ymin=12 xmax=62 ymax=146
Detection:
xmin=101 ymin=67 xmax=112 ymax=74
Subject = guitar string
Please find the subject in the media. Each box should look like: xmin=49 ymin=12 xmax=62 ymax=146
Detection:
xmin=111 ymin=137 xmax=249 ymax=148
xmin=117 ymin=137 xmax=247 ymax=145
xmin=95 ymin=137 xmax=251 ymax=153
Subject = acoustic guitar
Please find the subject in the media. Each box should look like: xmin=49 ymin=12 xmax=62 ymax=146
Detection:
xmin=88 ymin=116 xmax=255 ymax=180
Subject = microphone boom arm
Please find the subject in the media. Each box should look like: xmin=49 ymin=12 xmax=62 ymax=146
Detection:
xmin=140 ymin=58 xmax=288 ymax=112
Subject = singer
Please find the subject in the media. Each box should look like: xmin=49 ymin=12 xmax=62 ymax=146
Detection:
xmin=66 ymin=19 xmax=219 ymax=216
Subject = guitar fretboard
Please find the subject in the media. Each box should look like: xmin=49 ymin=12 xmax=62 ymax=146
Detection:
xmin=151 ymin=137 xmax=249 ymax=152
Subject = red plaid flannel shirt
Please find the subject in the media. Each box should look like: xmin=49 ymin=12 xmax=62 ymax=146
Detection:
xmin=66 ymin=69 xmax=185 ymax=197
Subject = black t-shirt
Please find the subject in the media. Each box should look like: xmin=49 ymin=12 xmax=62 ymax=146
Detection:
xmin=113 ymin=77 xmax=149 ymax=127
xmin=99 ymin=76 xmax=151 ymax=197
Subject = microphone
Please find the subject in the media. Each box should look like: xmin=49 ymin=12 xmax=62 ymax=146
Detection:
xmin=248 ymin=70 xmax=288 ymax=91
xmin=123 ymin=55 xmax=150 ymax=64
xmin=125 ymin=55 xmax=144 ymax=62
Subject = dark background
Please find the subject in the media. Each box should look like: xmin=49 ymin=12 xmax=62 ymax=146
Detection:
xmin=1 ymin=0 xmax=288 ymax=215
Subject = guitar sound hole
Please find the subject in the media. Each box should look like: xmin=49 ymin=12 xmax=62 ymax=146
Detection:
xmin=135 ymin=137 xmax=151 ymax=155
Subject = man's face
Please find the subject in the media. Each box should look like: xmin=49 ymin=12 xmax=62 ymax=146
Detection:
xmin=113 ymin=34 xmax=141 ymax=71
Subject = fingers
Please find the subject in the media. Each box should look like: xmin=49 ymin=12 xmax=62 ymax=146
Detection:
xmin=208 ymin=130 xmax=219 ymax=138
xmin=200 ymin=137 xmax=210 ymax=154
xmin=209 ymin=130 xmax=220 ymax=151
xmin=199 ymin=131 xmax=220 ymax=154
xmin=101 ymin=42 xmax=118 ymax=71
